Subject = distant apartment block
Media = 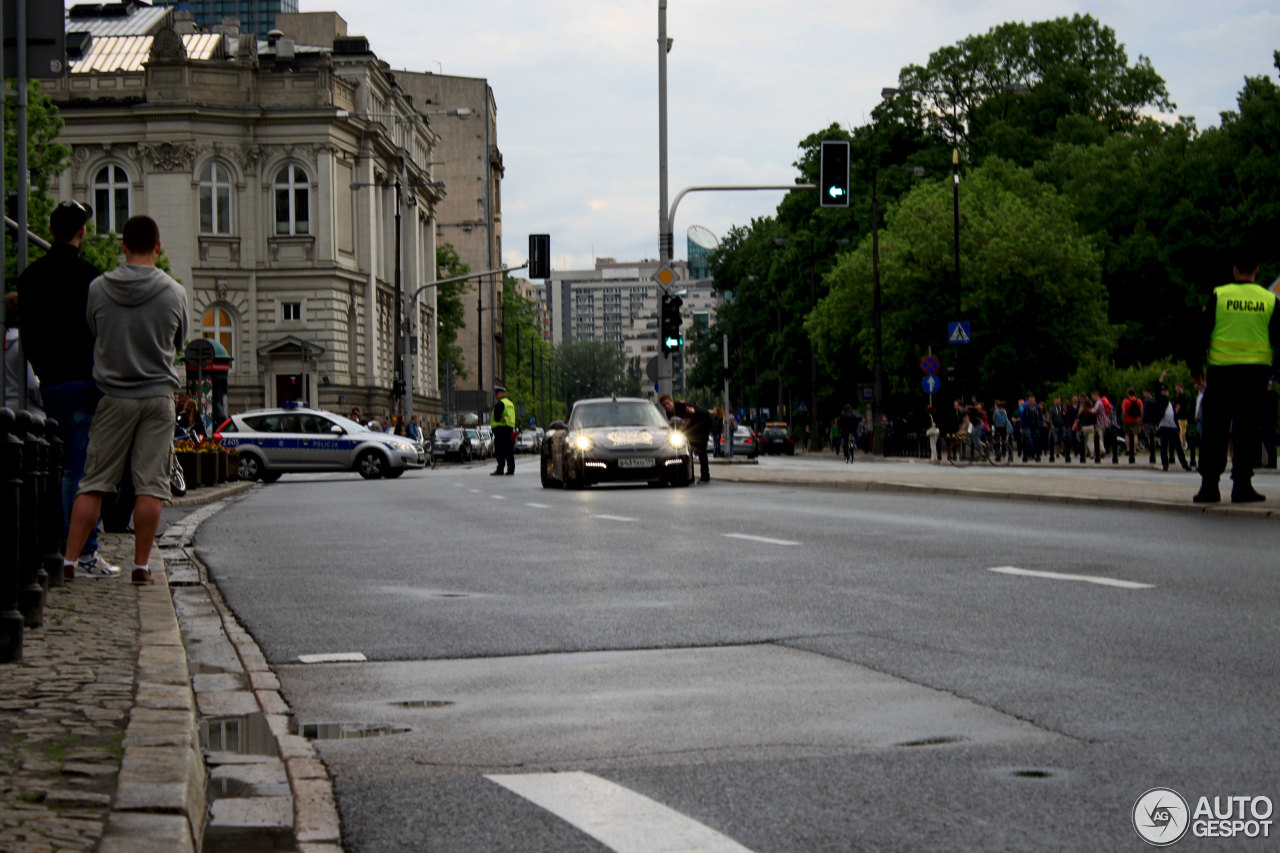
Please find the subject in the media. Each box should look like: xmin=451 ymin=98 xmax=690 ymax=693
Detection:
xmin=538 ymin=258 xmax=719 ymax=360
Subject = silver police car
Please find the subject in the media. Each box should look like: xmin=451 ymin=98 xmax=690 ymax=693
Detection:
xmin=215 ymin=406 xmax=426 ymax=482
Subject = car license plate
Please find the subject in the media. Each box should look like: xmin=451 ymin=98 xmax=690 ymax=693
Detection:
xmin=617 ymin=457 xmax=654 ymax=469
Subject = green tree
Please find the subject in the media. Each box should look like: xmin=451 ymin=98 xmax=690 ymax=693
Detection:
xmin=500 ymin=275 xmax=556 ymax=426
xmin=435 ymin=243 xmax=470 ymax=379
xmin=556 ymin=340 xmax=628 ymax=403
xmin=808 ymin=159 xmax=1113 ymax=402
xmin=4 ymin=81 xmax=71 ymax=283
xmin=887 ymin=14 xmax=1172 ymax=166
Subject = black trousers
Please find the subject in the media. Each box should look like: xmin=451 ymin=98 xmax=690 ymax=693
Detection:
xmin=693 ymin=445 xmax=710 ymax=481
xmin=1200 ymin=364 xmax=1270 ymax=485
xmin=493 ymin=427 xmax=515 ymax=473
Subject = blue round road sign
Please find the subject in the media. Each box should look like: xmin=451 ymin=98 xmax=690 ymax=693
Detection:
xmin=920 ymin=355 xmax=940 ymax=375
xmin=922 ymin=375 xmax=941 ymax=394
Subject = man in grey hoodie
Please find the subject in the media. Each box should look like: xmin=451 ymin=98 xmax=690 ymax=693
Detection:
xmin=62 ymin=215 xmax=188 ymax=585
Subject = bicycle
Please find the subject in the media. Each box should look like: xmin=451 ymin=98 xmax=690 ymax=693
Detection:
xmin=945 ymin=432 xmax=1012 ymax=467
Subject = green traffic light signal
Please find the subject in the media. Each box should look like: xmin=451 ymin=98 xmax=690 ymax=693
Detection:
xmin=819 ymin=140 xmax=850 ymax=208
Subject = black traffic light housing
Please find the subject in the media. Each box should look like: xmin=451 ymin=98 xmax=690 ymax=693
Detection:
xmin=819 ymin=140 xmax=850 ymax=208
xmin=529 ymin=234 xmax=551 ymax=279
xmin=660 ymin=292 xmax=684 ymax=353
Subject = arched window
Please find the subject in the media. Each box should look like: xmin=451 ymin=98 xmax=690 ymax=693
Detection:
xmin=273 ymin=164 xmax=309 ymax=235
xmin=201 ymin=307 xmax=234 ymax=353
xmin=92 ymin=164 xmax=130 ymax=234
xmin=199 ymin=161 xmax=233 ymax=234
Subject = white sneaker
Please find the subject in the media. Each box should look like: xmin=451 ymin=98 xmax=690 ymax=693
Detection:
xmin=77 ymin=554 xmax=122 ymax=578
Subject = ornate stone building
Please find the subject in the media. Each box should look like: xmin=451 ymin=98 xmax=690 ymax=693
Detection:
xmin=47 ymin=5 xmax=446 ymax=423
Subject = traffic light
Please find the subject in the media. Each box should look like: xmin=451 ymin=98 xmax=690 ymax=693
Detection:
xmin=660 ymin=293 xmax=684 ymax=353
xmin=529 ymin=234 xmax=551 ymax=279
xmin=819 ymin=140 xmax=850 ymax=208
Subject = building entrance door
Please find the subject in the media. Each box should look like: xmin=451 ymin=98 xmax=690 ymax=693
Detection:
xmin=276 ymin=374 xmax=305 ymax=405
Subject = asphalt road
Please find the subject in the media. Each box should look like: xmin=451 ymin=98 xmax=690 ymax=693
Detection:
xmin=192 ymin=461 xmax=1280 ymax=852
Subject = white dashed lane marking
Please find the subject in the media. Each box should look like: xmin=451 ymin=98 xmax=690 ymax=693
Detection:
xmin=593 ymin=514 xmax=638 ymax=522
xmin=297 ymin=652 xmax=367 ymax=664
xmin=492 ymin=495 xmax=506 ymax=500
xmin=987 ymin=566 xmax=1154 ymax=589
xmin=722 ymin=533 xmax=799 ymax=547
xmin=526 ymin=502 xmax=551 ymax=508
xmin=486 ymin=771 xmax=756 ymax=853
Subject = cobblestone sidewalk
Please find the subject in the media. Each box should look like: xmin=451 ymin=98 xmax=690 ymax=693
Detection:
xmin=0 ymin=534 xmax=140 ymax=853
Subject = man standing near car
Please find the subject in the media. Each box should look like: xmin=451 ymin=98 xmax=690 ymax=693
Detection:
xmin=659 ymin=394 xmax=712 ymax=483
xmin=491 ymin=384 xmax=516 ymax=475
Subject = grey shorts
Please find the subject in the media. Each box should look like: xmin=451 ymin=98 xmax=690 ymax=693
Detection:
xmin=78 ymin=395 xmax=176 ymax=500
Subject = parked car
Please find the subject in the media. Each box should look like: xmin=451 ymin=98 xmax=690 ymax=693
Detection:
xmin=462 ymin=427 xmax=487 ymax=460
xmin=215 ymin=406 xmax=427 ymax=481
xmin=431 ymin=427 xmax=474 ymax=463
xmin=540 ymin=397 xmax=693 ymax=489
xmin=705 ymin=425 xmax=760 ymax=459
xmin=477 ymin=425 xmax=495 ymax=458
xmin=758 ymin=422 xmax=796 ymax=456
xmin=515 ymin=430 xmax=539 ymax=453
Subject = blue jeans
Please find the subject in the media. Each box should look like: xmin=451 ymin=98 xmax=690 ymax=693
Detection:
xmin=40 ymin=379 xmax=103 ymax=556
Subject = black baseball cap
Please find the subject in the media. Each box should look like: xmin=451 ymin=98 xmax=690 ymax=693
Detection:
xmin=49 ymin=200 xmax=93 ymax=239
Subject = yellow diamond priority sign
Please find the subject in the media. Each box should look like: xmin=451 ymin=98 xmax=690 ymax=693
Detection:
xmin=651 ymin=265 xmax=680 ymax=288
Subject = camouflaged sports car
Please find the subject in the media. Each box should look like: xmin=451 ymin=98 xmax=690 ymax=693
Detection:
xmin=540 ymin=397 xmax=694 ymax=489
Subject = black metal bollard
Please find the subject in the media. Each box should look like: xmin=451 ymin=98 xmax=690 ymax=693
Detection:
xmin=1111 ymin=426 xmax=1121 ymax=464
xmin=41 ymin=418 xmax=65 ymax=589
xmin=0 ymin=409 xmax=24 ymax=663
xmin=15 ymin=411 xmax=46 ymax=629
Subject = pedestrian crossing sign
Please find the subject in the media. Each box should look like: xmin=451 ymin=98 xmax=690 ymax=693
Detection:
xmin=948 ymin=321 xmax=971 ymax=344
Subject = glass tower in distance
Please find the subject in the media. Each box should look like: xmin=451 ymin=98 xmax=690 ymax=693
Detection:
xmin=154 ymin=1 xmax=300 ymax=40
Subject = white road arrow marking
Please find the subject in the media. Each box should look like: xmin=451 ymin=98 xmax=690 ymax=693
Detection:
xmin=487 ymin=771 xmax=755 ymax=853
xmin=988 ymin=566 xmax=1153 ymax=589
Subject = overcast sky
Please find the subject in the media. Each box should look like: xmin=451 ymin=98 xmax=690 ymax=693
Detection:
xmin=176 ymin=2 xmax=1280 ymax=271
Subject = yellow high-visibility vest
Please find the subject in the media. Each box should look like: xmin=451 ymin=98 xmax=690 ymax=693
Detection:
xmin=492 ymin=396 xmax=516 ymax=428
xmin=1208 ymin=283 xmax=1275 ymax=367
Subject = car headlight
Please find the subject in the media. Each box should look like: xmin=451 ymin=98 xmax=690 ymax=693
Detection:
xmin=571 ymin=433 xmax=593 ymax=452
xmin=668 ymin=431 xmax=688 ymax=449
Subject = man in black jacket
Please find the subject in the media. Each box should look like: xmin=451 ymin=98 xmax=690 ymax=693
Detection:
xmin=659 ymin=394 xmax=712 ymax=483
xmin=16 ymin=201 xmax=119 ymax=577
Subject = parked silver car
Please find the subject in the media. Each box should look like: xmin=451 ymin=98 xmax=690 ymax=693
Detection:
xmin=215 ymin=406 xmax=426 ymax=482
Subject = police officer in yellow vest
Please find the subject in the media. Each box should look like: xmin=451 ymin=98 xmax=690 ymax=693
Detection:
xmin=491 ymin=384 xmax=517 ymax=475
xmin=1190 ymin=247 xmax=1280 ymax=504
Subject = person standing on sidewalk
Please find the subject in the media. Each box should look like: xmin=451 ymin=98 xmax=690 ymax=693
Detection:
xmin=15 ymin=200 xmax=122 ymax=577
xmin=1121 ymin=388 xmax=1143 ymax=463
xmin=490 ymin=384 xmax=516 ymax=475
xmin=1190 ymin=247 xmax=1280 ymax=503
xmin=1155 ymin=385 xmax=1191 ymax=471
xmin=62 ymin=215 xmax=188 ymax=584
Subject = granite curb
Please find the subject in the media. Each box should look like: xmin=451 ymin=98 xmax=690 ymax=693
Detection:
xmin=707 ymin=455 xmax=1280 ymax=519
